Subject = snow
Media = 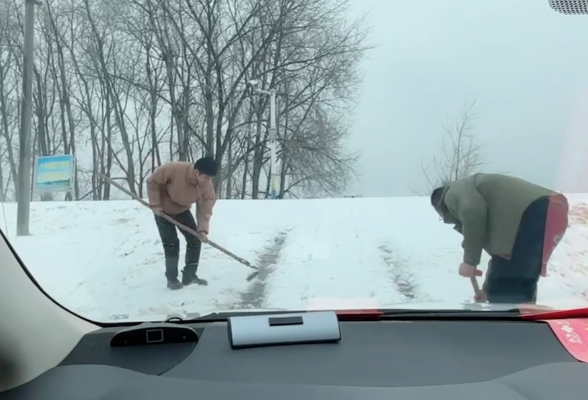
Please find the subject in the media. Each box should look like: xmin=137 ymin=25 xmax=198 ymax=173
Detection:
xmin=1 ymin=195 xmax=588 ymax=323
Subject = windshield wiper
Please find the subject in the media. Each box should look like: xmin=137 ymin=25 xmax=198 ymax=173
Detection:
xmin=366 ymin=306 xmax=588 ymax=321
xmin=163 ymin=308 xmax=527 ymax=323
xmin=164 ymin=306 xmax=588 ymax=324
xmin=324 ymin=308 xmax=523 ymax=321
xmin=373 ymin=308 xmax=524 ymax=320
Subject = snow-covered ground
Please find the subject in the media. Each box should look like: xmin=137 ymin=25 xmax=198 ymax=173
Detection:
xmin=1 ymin=195 xmax=588 ymax=323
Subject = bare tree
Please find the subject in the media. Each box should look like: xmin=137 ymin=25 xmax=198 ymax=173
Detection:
xmin=0 ymin=0 xmax=371 ymax=201
xmin=416 ymin=98 xmax=484 ymax=194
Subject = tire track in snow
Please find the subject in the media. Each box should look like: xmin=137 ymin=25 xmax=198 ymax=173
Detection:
xmin=378 ymin=244 xmax=420 ymax=301
xmin=231 ymin=229 xmax=290 ymax=309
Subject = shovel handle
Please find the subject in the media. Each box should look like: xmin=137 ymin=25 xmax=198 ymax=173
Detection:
xmin=471 ymin=271 xmax=486 ymax=303
xmin=470 ymin=276 xmax=480 ymax=293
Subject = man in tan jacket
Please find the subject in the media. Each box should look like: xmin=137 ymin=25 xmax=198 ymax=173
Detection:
xmin=430 ymin=173 xmax=569 ymax=304
xmin=147 ymin=157 xmax=218 ymax=290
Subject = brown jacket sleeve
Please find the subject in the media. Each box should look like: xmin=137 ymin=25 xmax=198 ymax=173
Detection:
xmin=196 ymin=183 xmax=216 ymax=233
xmin=146 ymin=164 xmax=173 ymax=208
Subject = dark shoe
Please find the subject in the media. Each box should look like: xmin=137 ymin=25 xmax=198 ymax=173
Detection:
xmin=193 ymin=276 xmax=208 ymax=286
xmin=181 ymin=270 xmax=208 ymax=286
xmin=167 ymin=279 xmax=184 ymax=290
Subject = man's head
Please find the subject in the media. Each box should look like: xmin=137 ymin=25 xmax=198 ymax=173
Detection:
xmin=430 ymin=186 xmax=445 ymax=218
xmin=194 ymin=157 xmax=218 ymax=184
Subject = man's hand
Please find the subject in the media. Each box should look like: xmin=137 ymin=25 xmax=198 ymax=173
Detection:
xmin=474 ymin=290 xmax=487 ymax=303
xmin=197 ymin=231 xmax=209 ymax=243
xmin=458 ymin=262 xmax=483 ymax=277
xmin=151 ymin=206 xmax=163 ymax=215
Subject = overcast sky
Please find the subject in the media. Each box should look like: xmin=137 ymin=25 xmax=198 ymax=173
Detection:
xmin=346 ymin=0 xmax=588 ymax=197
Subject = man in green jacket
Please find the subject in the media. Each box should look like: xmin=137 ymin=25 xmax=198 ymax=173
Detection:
xmin=430 ymin=173 xmax=569 ymax=304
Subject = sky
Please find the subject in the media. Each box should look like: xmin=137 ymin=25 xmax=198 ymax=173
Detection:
xmin=347 ymin=0 xmax=588 ymax=197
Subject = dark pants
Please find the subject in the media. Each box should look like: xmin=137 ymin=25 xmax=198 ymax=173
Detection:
xmin=486 ymin=196 xmax=568 ymax=304
xmin=155 ymin=210 xmax=202 ymax=281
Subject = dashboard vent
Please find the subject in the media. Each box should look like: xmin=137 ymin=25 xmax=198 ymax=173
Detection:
xmin=549 ymin=0 xmax=588 ymax=14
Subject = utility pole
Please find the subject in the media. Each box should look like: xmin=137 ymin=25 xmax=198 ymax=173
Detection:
xmin=268 ymin=89 xmax=278 ymax=199
xmin=16 ymin=0 xmax=41 ymax=236
xmin=247 ymin=80 xmax=279 ymax=199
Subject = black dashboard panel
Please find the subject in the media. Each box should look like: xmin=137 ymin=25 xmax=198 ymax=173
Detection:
xmin=173 ymin=321 xmax=576 ymax=386
xmin=2 ymin=320 xmax=588 ymax=400
xmin=58 ymin=328 xmax=204 ymax=375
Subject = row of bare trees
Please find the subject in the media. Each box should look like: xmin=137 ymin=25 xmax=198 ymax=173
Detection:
xmin=0 ymin=0 xmax=371 ymax=201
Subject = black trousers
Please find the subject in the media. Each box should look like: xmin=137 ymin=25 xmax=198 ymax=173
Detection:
xmin=486 ymin=197 xmax=567 ymax=304
xmin=155 ymin=210 xmax=202 ymax=281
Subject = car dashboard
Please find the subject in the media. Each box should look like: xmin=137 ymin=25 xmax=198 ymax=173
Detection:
xmin=1 ymin=311 xmax=587 ymax=400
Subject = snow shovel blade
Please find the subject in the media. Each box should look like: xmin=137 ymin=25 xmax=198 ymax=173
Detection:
xmin=246 ymin=271 xmax=260 ymax=281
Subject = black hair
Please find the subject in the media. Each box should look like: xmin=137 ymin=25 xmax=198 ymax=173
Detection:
xmin=430 ymin=186 xmax=445 ymax=211
xmin=194 ymin=156 xmax=218 ymax=177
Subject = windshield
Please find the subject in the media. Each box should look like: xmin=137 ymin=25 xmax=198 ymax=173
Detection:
xmin=1 ymin=0 xmax=587 ymax=323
